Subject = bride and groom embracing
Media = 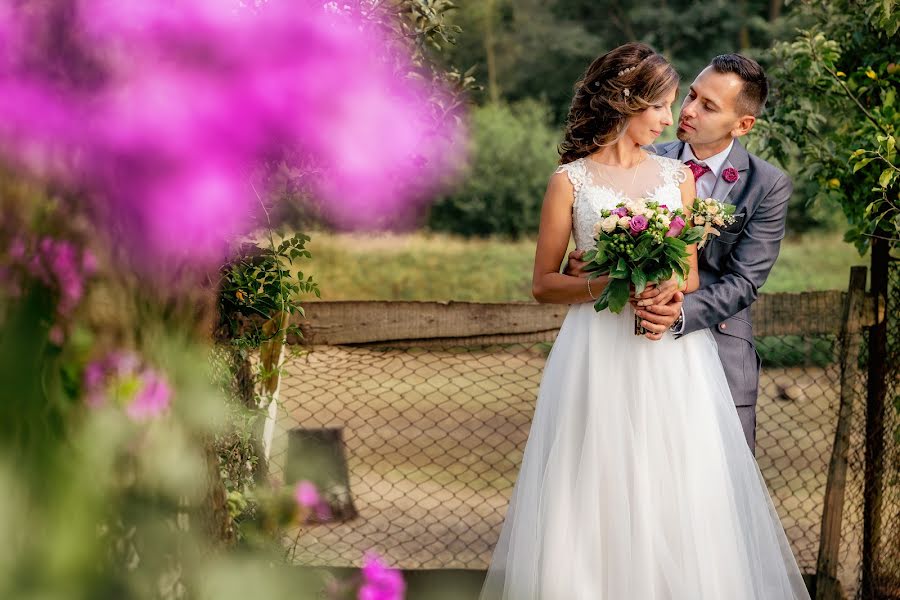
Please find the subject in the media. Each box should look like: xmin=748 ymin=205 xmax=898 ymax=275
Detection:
xmin=479 ymin=43 xmax=810 ymax=599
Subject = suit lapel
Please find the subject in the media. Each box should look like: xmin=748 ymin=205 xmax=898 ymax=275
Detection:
xmin=654 ymin=140 xmax=684 ymax=160
xmin=709 ymin=139 xmax=750 ymax=206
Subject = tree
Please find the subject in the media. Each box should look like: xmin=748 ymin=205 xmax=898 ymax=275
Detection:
xmin=754 ymin=0 xmax=899 ymax=254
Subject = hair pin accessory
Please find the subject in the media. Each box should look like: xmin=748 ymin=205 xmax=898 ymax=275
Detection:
xmin=617 ymin=66 xmax=637 ymax=77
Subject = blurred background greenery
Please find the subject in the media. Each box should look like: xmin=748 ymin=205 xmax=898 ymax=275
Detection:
xmin=293 ymin=0 xmax=894 ymax=301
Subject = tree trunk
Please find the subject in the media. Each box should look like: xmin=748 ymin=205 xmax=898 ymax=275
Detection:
xmin=483 ymin=0 xmax=500 ymax=104
xmin=769 ymin=0 xmax=783 ymax=21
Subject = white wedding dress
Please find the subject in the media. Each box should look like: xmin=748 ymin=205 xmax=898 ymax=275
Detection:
xmin=478 ymin=154 xmax=811 ymax=600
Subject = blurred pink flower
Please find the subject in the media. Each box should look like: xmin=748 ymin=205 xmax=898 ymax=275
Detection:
xmin=359 ymin=551 xmax=405 ymax=600
xmin=125 ymin=370 xmax=172 ymax=421
xmin=0 ymin=1 xmax=464 ymax=272
xmin=83 ymin=351 xmax=172 ymax=420
xmin=294 ymin=479 xmax=334 ymax=522
xmin=4 ymin=234 xmax=97 ymax=344
xmin=294 ymin=480 xmax=321 ymax=508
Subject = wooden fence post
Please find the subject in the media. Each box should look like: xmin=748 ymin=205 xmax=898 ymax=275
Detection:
xmin=863 ymin=239 xmax=890 ymax=598
xmin=815 ymin=266 xmax=867 ymax=600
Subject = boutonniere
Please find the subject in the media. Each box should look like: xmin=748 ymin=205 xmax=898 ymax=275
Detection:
xmin=722 ymin=167 xmax=739 ymax=183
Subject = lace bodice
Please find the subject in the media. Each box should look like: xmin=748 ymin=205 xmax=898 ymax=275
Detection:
xmin=556 ymin=154 xmax=688 ymax=250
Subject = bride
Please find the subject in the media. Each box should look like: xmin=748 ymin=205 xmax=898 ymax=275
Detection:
xmin=478 ymin=42 xmax=811 ymax=600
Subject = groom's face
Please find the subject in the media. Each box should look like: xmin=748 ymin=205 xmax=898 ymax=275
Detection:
xmin=676 ymin=67 xmax=750 ymax=145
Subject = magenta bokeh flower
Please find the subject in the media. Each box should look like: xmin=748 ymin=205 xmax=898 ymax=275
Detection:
xmin=294 ymin=480 xmax=321 ymax=509
xmin=629 ymin=215 xmax=648 ymax=235
xmin=666 ymin=215 xmax=686 ymax=238
xmin=125 ymin=370 xmax=172 ymax=421
xmin=0 ymin=1 xmax=464 ymax=272
xmin=293 ymin=479 xmax=333 ymax=522
xmin=83 ymin=351 xmax=172 ymax=420
xmin=359 ymin=551 xmax=405 ymax=600
xmin=2 ymin=233 xmax=97 ymax=344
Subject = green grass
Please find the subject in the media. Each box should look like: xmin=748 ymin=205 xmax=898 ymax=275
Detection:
xmin=292 ymin=230 xmax=868 ymax=302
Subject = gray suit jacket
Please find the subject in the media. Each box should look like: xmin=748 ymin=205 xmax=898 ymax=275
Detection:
xmin=651 ymin=139 xmax=793 ymax=407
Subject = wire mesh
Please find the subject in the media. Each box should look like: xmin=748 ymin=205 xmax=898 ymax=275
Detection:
xmin=859 ymin=256 xmax=900 ymax=600
xmin=255 ymin=292 xmax=888 ymax=597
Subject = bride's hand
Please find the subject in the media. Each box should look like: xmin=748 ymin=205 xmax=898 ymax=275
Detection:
xmin=630 ymin=278 xmax=681 ymax=308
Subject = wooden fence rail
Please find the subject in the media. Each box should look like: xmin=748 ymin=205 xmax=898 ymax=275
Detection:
xmin=278 ymin=288 xmax=880 ymax=347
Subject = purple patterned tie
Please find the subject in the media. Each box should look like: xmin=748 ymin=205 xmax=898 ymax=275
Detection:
xmin=686 ymin=159 xmax=712 ymax=181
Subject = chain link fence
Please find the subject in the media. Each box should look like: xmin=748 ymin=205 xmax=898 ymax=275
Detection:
xmin=858 ymin=252 xmax=900 ymax=600
xmin=251 ymin=284 xmax=890 ymax=598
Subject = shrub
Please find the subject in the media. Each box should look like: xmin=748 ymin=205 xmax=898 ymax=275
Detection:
xmin=428 ymin=100 xmax=561 ymax=238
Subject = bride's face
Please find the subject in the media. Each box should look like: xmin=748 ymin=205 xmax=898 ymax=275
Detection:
xmin=624 ymin=86 xmax=676 ymax=146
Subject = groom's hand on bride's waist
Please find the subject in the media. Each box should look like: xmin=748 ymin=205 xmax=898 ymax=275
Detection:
xmin=634 ymin=292 xmax=684 ymax=341
xmin=564 ymin=249 xmax=589 ymax=277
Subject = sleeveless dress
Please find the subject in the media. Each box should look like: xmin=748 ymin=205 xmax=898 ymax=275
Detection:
xmin=478 ymin=154 xmax=811 ymax=600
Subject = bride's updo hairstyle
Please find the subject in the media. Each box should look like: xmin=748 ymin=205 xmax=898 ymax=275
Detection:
xmin=559 ymin=42 xmax=679 ymax=164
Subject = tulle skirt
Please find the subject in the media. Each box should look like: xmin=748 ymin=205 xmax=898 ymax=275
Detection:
xmin=479 ymin=302 xmax=811 ymax=600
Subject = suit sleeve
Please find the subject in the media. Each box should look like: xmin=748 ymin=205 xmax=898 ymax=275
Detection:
xmin=678 ymin=173 xmax=792 ymax=336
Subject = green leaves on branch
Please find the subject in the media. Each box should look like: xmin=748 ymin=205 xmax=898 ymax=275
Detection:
xmin=218 ymin=232 xmax=321 ymax=347
xmin=757 ymin=1 xmax=900 ymax=255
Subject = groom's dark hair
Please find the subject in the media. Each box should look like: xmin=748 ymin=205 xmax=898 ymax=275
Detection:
xmin=710 ymin=54 xmax=768 ymax=117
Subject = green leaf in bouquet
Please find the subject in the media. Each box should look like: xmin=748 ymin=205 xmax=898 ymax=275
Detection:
xmin=582 ymin=249 xmax=598 ymax=262
xmin=681 ymin=226 xmax=705 ymax=244
xmin=664 ymin=244 xmax=686 ymax=261
xmin=632 ymin=236 xmax=653 ymax=261
xmin=664 ymin=236 xmax=687 ymax=250
xmin=606 ymin=277 xmax=631 ymax=313
xmin=611 ymin=257 xmax=629 ymax=279
xmin=651 ymin=266 xmax=673 ymax=283
xmin=593 ymin=284 xmax=611 ymax=312
xmin=631 ymin=266 xmax=648 ymax=294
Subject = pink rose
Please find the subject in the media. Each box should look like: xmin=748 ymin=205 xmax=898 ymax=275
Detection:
xmin=629 ymin=214 xmax=648 ymax=235
xmin=666 ymin=215 xmax=686 ymax=237
xmin=722 ymin=167 xmax=739 ymax=183
xmin=612 ymin=206 xmax=628 ymax=217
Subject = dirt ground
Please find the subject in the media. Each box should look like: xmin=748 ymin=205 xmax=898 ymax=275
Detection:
xmin=271 ymin=344 xmax=864 ymax=595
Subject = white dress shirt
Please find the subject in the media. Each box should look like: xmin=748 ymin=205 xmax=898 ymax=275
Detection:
xmin=679 ymin=139 xmax=734 ymax=199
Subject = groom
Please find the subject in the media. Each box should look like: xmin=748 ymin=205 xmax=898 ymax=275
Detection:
xmin=567 ymin=54 xmax=793 ymax=454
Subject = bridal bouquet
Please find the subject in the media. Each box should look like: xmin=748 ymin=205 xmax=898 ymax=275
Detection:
xmin=582 ymin=197 xmax=735 ymax=333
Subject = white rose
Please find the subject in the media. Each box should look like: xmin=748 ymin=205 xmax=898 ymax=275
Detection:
xmin=713 ymin=216 xmax=725 ymax=227
xmin=707 ymin=203 xmax=719 ymax=215
xmin=658 ymin=214 xmax=671 ymax=228
xmin=617 ymin=216 xmax=632 ymax=229
xmin=694 ymin=215 xmax=705 ymax=225
xmin=592 ymin=221 xmax=603 ymax=236
xmin=624 ymin=199 xmax=646 ymax=213
xmin=601 ymin=215 xmax=619 ymax=233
